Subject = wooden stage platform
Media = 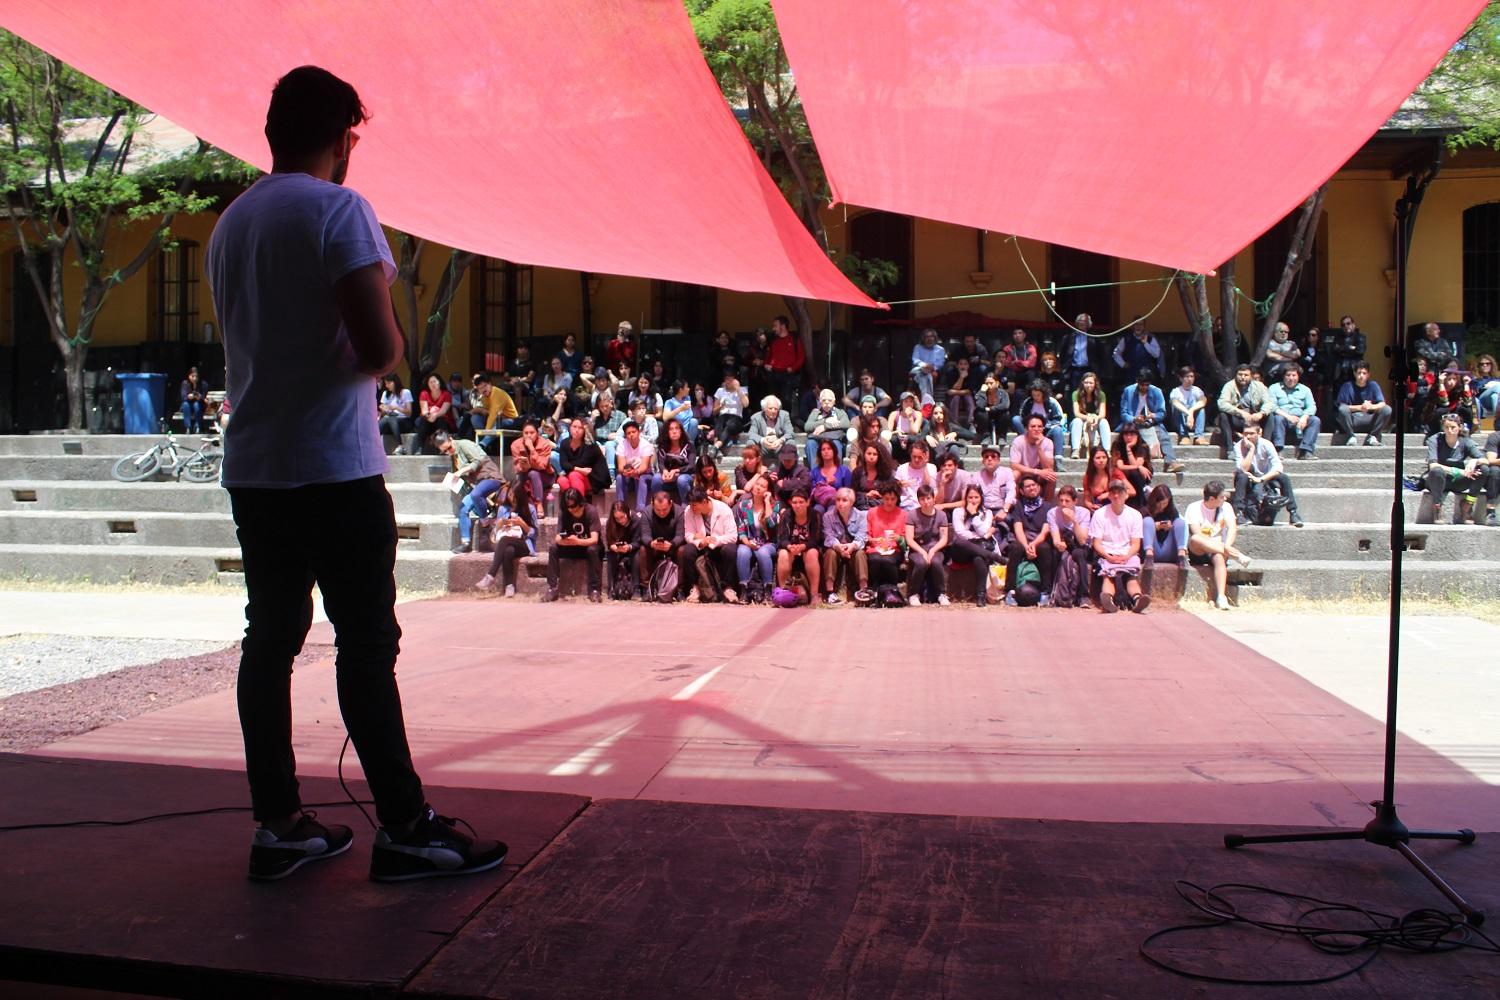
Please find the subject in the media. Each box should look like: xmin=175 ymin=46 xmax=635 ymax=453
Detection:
xmin=2 ymin=754 xmax=1496 ymax=999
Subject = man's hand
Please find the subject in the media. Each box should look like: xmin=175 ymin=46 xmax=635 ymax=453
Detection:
xmin=1039 ymin=468 xmax=1057 ymax=483
xmin=1024 ymin=542 xmax=1037 ymax=559
xmin=1296 ymin=415 xmax=1309 ymax=430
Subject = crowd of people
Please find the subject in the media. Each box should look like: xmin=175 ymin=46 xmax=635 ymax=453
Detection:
xmin=413 ymin=313 xmax=1496 ymax=609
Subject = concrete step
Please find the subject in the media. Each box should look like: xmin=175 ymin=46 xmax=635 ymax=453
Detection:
xmin=0 ymin=434 xmax=216 ymax=456
xmin=1219 ymin=559 xmax=1493 ymax=601
xmin=0 ymin=509 xmax=461 ymax=551
xmin=0 ymin=481 xmax=461 ymax=517
xmin=1231 ymin=522 xmax=1500 ymax=560
xmin=0 ymin=453 xmax=452 ymax=485
xmin=0 ymin=542 xmax=458 ymax=592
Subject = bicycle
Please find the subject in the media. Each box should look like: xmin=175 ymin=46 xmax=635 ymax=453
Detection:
xmin=111 ymin=429 xmax=223 ymax=483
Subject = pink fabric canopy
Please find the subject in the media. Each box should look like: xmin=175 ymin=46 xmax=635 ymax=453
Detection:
xmin=773 ymin=0 xmax=1485 ymax=272
xmin=3 ymin=0 xmax=875 ymax=306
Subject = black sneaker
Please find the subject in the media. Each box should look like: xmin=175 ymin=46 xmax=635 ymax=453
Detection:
xmin=248 ymin=812 xmax=354 ymax=881
xmin=369 ymin=805 xmax=508 ymax=882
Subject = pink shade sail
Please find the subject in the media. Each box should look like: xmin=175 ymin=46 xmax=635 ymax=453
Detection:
xmin=2 ymin=0 xmax=875 ymax=306
xmin=773 ymin=0 xmax=1485 ymax=272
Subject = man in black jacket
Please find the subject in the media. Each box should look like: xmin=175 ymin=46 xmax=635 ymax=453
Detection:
xmin=1331 ymin=315 xmax=1367 ymax=387
xmin=635 ymin=490 xmax=684 ymax=597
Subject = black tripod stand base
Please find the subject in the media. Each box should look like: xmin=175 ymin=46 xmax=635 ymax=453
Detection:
xmin=1223 ymin=816 xmax=1483 ymax=925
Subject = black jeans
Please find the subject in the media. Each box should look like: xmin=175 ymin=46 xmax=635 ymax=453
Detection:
xmin=228 ymin=476 xmax=424 ymax=829
xmin=1006 ymin=542 xmax=1057 ymax=592
xmin=1233 ymin=472 xmax=1300 ymax=520
xmin=907 ymin=549 xmax=947 ymax=600
xmin=679 ymin=542 xmax=736 ymax=596
xmin=487 ymin=536 xmax=530 ymax=587
xmin=548 ymin=542 xmax=602 ymax=592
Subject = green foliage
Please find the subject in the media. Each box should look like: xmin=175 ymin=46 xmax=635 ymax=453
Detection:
xmin=835 ymin=250 xmax=899 ymax=299
xmin=1420 ymin=1 xmax=1500 ymax=150
xmin=1465 ymin=324 xmax=1500 ymax=363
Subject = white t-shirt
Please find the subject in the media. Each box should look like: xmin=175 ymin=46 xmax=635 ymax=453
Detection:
xmin=1186 ymin=499 xmax=1231 ymax=542
xmin=713 ymin=386 xmax=745 ymax=416
xmin=1170 ymin=385 xmax=1205 ymax=411
xmin=616 ymin=436 xmax=655 ymax=472
xmin=1092 ymin=503 xmax=1142 ymax=557
xmin=207 ymin=172 xmax=395 ymax=488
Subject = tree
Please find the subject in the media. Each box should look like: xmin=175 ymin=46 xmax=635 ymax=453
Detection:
xmin=1419 ymin=0 xmax=1500 ymax=152
xmin=1174 ymin=184 xmax=1328 ymax=386
xmin=689 ymin=0 xmax=896 ymax=382
xmin=391 ymin=231 xmax=475 ymax=387
xmin=0 ymin=32 xmax=238 ymax=430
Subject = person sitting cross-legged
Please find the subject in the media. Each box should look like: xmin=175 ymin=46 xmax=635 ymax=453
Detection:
xmin=904 ymin=484 xmax=950 ymax=606
xmin=821 ymin=487 xmax=870 ymax=605
xmin=1267 ymin=363 xmax=1322 ymax=460
xmin=1418 ymin=412 xmax=1492 ymax=525
xmin=1005 ymin=473 xmax=1058 ymax=606
xmin=542 ymin=488 xmax=602 ymax=603
xmin=949 ymin=483 xmax=1003 ymax=607
xmin=776 ymin=488 xmax=823 ymax=605
xmin=1091 ymin=479 xmax=1151 ymax=614
xmin=1231 ymin=422 xmax=1304 ymax=528
xmin=1185 ymin=480 xmax=1250 ymax=610
xmin=679 ymin=487 xmax=739 ymax=602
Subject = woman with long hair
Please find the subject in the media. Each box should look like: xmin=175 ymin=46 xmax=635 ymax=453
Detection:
xmin=949 ymin=483 xmax=1002 ymax=607
xmin=509 ymin=419 xmax=555 ymax=517
xmin=1421 ymin=367 xmax=1479 ymax=435
xmin=811 ymin=437 xmax=851 ymax=509
xmin=1110 ymin=421 xmax=1153 ymax=508
xmin=884 ymin=391 xmax=925 ymax=461
xmin=1080 ymin=445 xmax=1113 ymax=511
xmin=691 ymin=453 xmax=731 ymax=503
xmin=1069 ymin=371 xmax=1110 ymax=458
xmin=475 ymin=477 xmax=536 ymax=598
xmin=650 ymin=417 xmax=696 ymax=502
xmin=1473 ymin=354 xmax=1499 ymax=419
xmin=1142 ymin=483 xmax=1188 ymax=564
xmin=603 ymin=499 xmax=640 ymax=599
xmin=378 ymin=373 xmax=413 ymax=447
xmin=851 ymin=442 xmax=896 ymax=509
xmin=849 ymin=411 xmax=885 ymax=465
xmin=413 ymin=372 xmax=455 ymax=454
xmin=734 ymin=472 xmax=781 ymax=591
xmin=925 ymin=403 xmax=968 ymax=458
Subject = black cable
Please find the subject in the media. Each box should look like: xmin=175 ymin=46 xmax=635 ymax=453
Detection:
xmin=1141 ymin=880 xmax=1500 ymax=986
xmin=0 ymin=734 xmax=376 ymax=834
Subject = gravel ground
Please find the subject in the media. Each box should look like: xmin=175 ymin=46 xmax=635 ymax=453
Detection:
xmin=0 ymin=642 xmax=335 ymax=753
xmin=0 ymin=634 xmax=233 ymax=698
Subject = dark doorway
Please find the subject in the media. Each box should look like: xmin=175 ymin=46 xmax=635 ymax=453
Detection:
xmin=1049 ymin=245 xmax=1115 ymax=330
xmin=11 ymin=251 xmax=63 ymax=432
xmin=1254 ymin=210 xmax=1324 ymax=336
xmin=846 ymin=211 xmax=913 ymax=391
xmin=1463 ymin=202 xmax=1500 ymax=329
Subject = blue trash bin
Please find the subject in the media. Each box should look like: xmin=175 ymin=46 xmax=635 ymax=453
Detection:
xmin=116 ymin=372 xmax=168 ymax=435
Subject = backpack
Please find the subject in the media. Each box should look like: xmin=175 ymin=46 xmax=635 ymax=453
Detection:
xmin=878 ymin=583 xmax=906 ymax=608
xmin=648 ymin=559 xmax=679 ymax=603
xmin=1051 ymin=550 xmax=1084 ymax=608
xmin=609 ymin=554 xmax=636 ymax=601
xmin=1014 ymin=559 xmax=1041 ymax=589
xmin=694 ymin=554 xmax=723 ymax=602
xmin=1254 ymin=491 xmax=1292 ymax=526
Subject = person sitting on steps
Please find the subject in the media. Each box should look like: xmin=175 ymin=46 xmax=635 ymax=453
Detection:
xmin=1418 ymin=412 xmax=1492 ymax=525
xmin=1333 ymin=361 xmax=1392 ymax=446
xmin=1091 ymin=479 xmax=1151 ymax=614
xmin=1230 ymin=422 xmax=1304 ymax=528
xmin=1185 ymin=480 xmax=1249 ymax=610
xmin=542 ymin=488 xmax=602 ymax=603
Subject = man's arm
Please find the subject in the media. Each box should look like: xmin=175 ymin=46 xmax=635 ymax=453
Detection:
xmin=336 ymin=263 xmax=405 ymax=375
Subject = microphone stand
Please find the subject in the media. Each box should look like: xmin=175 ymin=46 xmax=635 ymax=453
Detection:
xmin=1222 ymin=156 xmax=1482 ymax=926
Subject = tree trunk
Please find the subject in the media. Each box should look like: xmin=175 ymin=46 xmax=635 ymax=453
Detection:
xmin=64 ymin=345 xmax=86 ymax=431
xmin=1218 ymin=258 xmax=1238 ymax=370
xmin=1251 ymin=184 xmax=1328 ymax=365
xmin=414 ymin=250 xmax=476 ymax=381
xmin=783 ymin=295 xmax=818 ymax=390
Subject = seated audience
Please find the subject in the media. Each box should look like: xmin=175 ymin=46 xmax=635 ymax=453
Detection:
xmin=1047 ymin=484 xmax=1093 ymax=606
xmin=810 ymin=438 xmax=851 ymax=509
xmin=895 ymin=439 xmax=938 ymax=510
xmin=843 ymin=369 xmax=893 ymax=417
xmin=1217 ymin=364 xmax=1273 ymax=459
xmin=1006 ymin=474 xmax=1058 ymax=606
xmin=734 ymin=444 xmax=774 ymax=499
xmin=474 ymin=479 xmax=536 ymax=598
xmin=1080 ymin=445 xmax=1115 ymax=512
xmin=905 ymin=484 xmax=950 ymax=606
xmin=734 ymin=473 xmax=782 ymax=591
xmin=1109 ymin=422 xmax=1153 ymax=509
xmin=749 ymin=394 xmax=795 ymax=463
xmin=944 ymin=355 xmax=979 ymax=428
xmin=1267 ymin=363 xmax=1321 ymax=460
xmin=614 ymin=420 xmax=654 ymax=510
xmin=1186 ymin=480 xmax=1249 ymax=611
xmin=543 ymin=488 xmax=602 ymax=603
xmin=1069 ymin=371 xmax=1110 ymax=458
xmin=378 ymin=373 xmax=413 ymax=445
xmin=971 ymin=443 xmax=1016 ymax=523
xmin=1141 ymin=484 xmax=1187 ymax=564
xmin=1418 ymin=412 xmax=1491 ymax=525
xmin=712 ymin=369 xmax=750 ymax=446
xmin=1116 ymin=368 xmax=1185 ymax=473
xmin=557 ymin=417 xmax=610 ymax=498
xmin=470 ymin=372 xmax=521 ymax=444
xmin=627 ymin=397 xmax=659 ymax=446
xmin=933 ymin=450 xmax=970 ymax=513
xmin=773 ymin=442 xmax=812 ymax=502
xmin=1231 ymin=423 xmax=1304 ymax=527
xmin=1420 ymin=368 xmax=1478 ymax=436
xmin=976 ymin=371 xmax=1012 ymax=447
xmin=414 ymin=373 xmax=456 ymax=454
xmin=180 ymin=367 xmax=207 ymax=433
xmin=926 ymin=403 xmax=973 ymax=458
xmin=661 ymin=380 xmax=699 ymax=443
xmin=603 ymin=500 xmax=641 ymax=599
xmin=864 ymin=482 xmax=909 ymax=591
xmin=911 ymin=327 xmax=946 ymax=406
xmin=690 ymin=453 xmax=732 ymax=504
xmin=804 ymin=389 xmax=851 ymax=467
xmin=1473 ymin=355 xmax=1499 ymax=420
xmin=1168 ymin=366 xmax=1210 ymax=445
xmin=627 ymin=374 xmax=662 ymax=419
xmin=1091 ymin=480 xmax=1151 ymax=614
xmin=848 ymin=410 xmax=885 ymax=459
xmin=1484 ymin=428 xmax=1500 ymax=527
xmin=1011 ymin=381 xmax=1068 ymax=456
xmin=591 ymin=392 xmax=625 ymax=472
xmin=650 ymin=417 xmax=696 ymax=502
xmin=1333 ymin=362 xmax=1392 ymax=446
xmin=884 ymin=391 xmax=926 ymax=461
xmin=851 ymin=441 xmax=896 ymax=510
xmin=635 ymin=490 xmax=684 ymax=596
xmin=1262 ymin=322 xmax=1301 ymax=382
xmin=680 ymin=488 xmax=739 ymax=602
xmin=1011 ymin=414 xmax=1059 ymax=499
xmin=950 ymin=483 xmax=1003 ymax=607
xmin=821 ymin=487 xmax=870 ymax=604
xmin=776 ymin=489 xmax=823 ymax=604
xmin=436 ymin=430 xmax=503 ymax=554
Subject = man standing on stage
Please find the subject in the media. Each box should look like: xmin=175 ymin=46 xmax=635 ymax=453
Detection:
xmin=208 ymin=66 xmax=507 ymax=883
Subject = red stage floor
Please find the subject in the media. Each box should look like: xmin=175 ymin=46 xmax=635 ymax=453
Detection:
xmin=33 ymin=600 xmax=1500 ymax=834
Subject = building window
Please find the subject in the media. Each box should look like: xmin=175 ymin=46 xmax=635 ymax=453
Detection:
xmin=474 ymin=258 xmax=532 ymax=372
xmin=1464 ymin=203 xmax=1500 ymax=330
xmin=654 ymin=280 xmax=716 ymax=333
xmin=157 ymin=241 xmax=199 ymax=341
